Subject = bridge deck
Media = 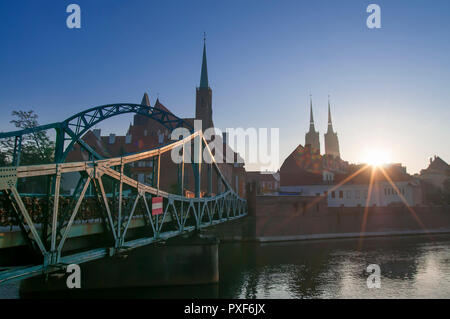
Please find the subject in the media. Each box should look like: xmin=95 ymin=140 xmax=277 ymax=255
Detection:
xmin=0 ymin=128 xmax=247 ymax=285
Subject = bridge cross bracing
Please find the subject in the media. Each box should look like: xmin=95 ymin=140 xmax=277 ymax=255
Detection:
xmin=0 ymin=103 xmax=247 ymax=284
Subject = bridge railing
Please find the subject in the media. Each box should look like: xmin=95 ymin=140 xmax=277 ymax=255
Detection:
xmin=0 ymin=130 xmax=247 ymax=284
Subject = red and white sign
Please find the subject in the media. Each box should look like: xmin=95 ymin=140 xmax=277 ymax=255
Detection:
xmin=152 ymin=197 xmax=163 ymax=215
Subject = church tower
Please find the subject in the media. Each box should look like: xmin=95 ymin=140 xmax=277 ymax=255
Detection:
xmin=324 ymin=96 xmax=341 ymax=158
xmin=305 ymin=95 xmax=320 ymax=153
xmin=195 ymin=36 xmax=214 ymax=130
xmin=133 ymin=92 xmax=152 ymax=126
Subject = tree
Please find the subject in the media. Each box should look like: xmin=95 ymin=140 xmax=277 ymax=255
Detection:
xmin=0 ymin=111 xmax=55 ymax=194
xmin=0 ymin=110 xmax=55 ymax=165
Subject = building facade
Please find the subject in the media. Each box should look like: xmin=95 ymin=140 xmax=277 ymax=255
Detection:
xmin=280 ymin=162 xmax=422 ymax=207
xmin=246 ymin=171 xmax=280 ymax=195
xmin=419 ymin=156 xmax=450 ymax=190
xmin=65 ymin=39 xmax=247 ymax=198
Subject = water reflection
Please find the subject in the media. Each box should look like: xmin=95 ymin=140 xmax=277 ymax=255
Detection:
xmin=2 ymin=235 xmax=450 ymax=298
xmin=218 ymin=235 xmax=450 ymax=299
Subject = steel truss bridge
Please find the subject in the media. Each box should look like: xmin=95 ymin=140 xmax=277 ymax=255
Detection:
xmin=0 ymin=103 xmax=247 ymax=285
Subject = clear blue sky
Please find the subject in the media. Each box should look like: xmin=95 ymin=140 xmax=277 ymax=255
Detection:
xmin=1 ymin=0 xmax=449 ymax=174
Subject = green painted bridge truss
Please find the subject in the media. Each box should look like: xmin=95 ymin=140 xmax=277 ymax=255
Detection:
xmin=0 ymin=103 xmax=194 ymax=164
xmin=0 ymin=104 xmax=247 ymax=285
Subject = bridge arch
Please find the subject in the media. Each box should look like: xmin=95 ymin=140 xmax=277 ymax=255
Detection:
xmin=0 ymin=103 xmax=194 ymax=164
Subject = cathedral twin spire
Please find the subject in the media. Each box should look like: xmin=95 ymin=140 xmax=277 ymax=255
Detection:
xmin=309 ymin=95 xmax=316 ymax=132
xmin=308 ymin=95 xmax=335 ymax=134
xmin=306 ymin=95 xmax=340 ymax=158
xmin=327 ymin=95 xmax=334 ymax=134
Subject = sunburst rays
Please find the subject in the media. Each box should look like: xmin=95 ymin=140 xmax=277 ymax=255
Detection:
xmin=274 ymin=162 xmax=431 ymax=248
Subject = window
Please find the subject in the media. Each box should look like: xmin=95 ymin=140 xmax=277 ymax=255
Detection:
xmin=157 ymin=130 xmax=164 ymax=144
xmin=355 ymin=190 xmax=360 ymax=199
xmin=346 ymin=190 xmax=351 ymax=199
xmin=145 ymin=174 xmax=152 ymax=185
xmin=339 ymin=191 xmax=343 ymax=199
xmin=331 ymin=191 xmax=336 ymax=199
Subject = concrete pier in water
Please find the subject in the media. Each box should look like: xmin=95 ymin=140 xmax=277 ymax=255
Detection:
xmin=19 ymin=232 xmax=219 ymax=296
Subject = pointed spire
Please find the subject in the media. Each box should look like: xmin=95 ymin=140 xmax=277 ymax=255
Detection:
xmin=141 ymin=92 xmax=150 ymax=107
xmin=309 ymin=94 xmax=315 ymax=131
xmin=199 ymin=33 xmax=209 ymax=88
xmin=327 ymin=95 xmax=334 ymax=133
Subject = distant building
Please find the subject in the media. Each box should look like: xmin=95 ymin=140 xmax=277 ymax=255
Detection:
xmin=304 ymin=95 xmax=341 ymax=159
xmin=195 ymin=39 xmax=214 ymax=131
xmin=419 ymin=156 xmax=450 ymax=190
xmin=65 ymin=38 xmax=246 ymax=197
xmin=280 ymin=161 xmax=422 ymax=207
xmin=280 ymin=143 xmax=348 ymax=188
xmin=281 ymin=110 xmax=421 ymax=207
xmin=304 ymin=96 xmax=320 ymax=153
xmin=324 ymin=97 xmax=340 ymax=158
xmin=246 ymin=171 xmax=280 ymax=195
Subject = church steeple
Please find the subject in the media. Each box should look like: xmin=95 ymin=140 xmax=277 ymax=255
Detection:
xmin=327 ymin=95 xmax=334 ymax=134
xmin=199 ymin=35 xmax=209 ymax=88
xmin=196 ymin=35 xmax=214 ymax=130
xmin=141 ymin=92 xmax=150 ymax=107
xmin=305 ymin=94 xmax=320 ymax=153
xmin=324 ymin=95 xmax=341 ymax=158
xmin=309 ymin=95 xmax=315 ymax=131
xmin=134 ymin=92 xmax=152 ymax=126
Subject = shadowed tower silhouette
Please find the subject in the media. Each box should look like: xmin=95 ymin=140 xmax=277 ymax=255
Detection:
xmin=305 ymin=95 xmax=320 ymax=153
xmin=324 ymin=95 xmax=341 ymax=158
xmin=195 ymin=34 xmax=214 ymax=131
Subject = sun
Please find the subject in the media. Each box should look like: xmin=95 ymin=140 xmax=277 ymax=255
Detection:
xmin=363 ymin=149 xmax=390 ymax=167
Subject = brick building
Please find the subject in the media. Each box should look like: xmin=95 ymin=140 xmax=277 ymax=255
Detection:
xmin=64 ymin=39 xmax=247 ymax=198
xmin=280 ymin=108 xmax=422 ymax=207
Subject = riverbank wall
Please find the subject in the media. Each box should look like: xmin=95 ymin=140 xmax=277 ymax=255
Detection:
xmin=204 ymin=195 xmax=450 ymax=242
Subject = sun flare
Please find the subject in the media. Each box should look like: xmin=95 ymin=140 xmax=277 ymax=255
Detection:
xmin=363 ymin=149 xmax=391 ymax=167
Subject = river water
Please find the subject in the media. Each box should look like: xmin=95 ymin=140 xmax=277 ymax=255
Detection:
xmin=1 ymin=234 xmax=450 ymax=299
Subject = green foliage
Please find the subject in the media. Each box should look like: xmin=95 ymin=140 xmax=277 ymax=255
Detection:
xmin=0 ymin=110 xmax=55 ymax=165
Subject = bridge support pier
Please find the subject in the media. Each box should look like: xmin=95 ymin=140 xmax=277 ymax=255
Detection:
xmin=19 ymin=233 xmax=219 ymax=297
